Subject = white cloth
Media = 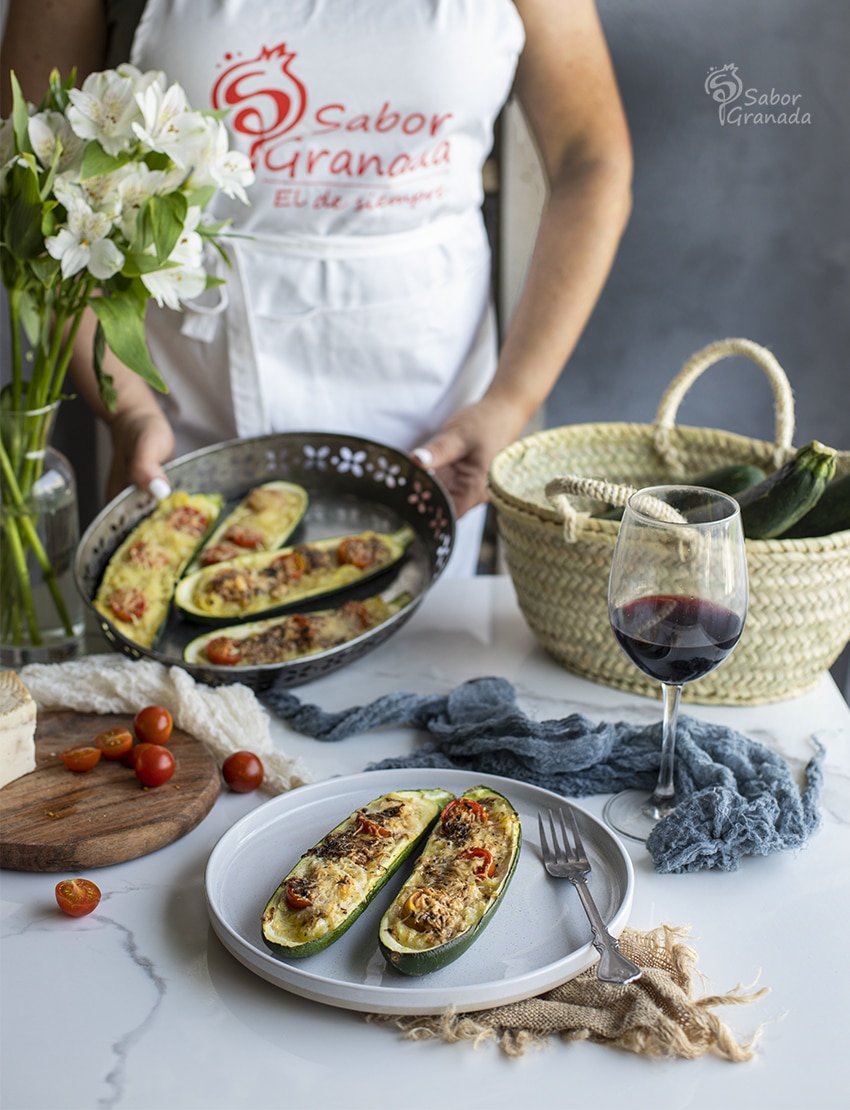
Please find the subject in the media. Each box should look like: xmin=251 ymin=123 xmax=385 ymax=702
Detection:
xmin=19 ymin=655 xmax=312 ymax=794
xmin=125 ymin=0 xmax=525 ymax=575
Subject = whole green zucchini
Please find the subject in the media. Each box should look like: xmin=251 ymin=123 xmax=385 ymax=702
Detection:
xmin=734 ymin=441 xmax=837 ymax=540
xmin=378 ymin=786 xmax=522 ymax=977
xmin=779 ymin=471 xmax=850 ymax=538
xmin=262 ymin=788 xmax=455 ymax=959
xmin=690 ymin=462 xmax=768 ymax=496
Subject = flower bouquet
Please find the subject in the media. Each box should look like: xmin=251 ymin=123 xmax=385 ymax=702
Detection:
xmin=0 ymin=63 xmax=254 ymax=662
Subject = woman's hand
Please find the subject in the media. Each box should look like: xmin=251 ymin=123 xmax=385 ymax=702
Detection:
xmin=413 ymin=396 xmax=530 ymax=518
xmin=105 ymin=407 xmax=176 ymax=502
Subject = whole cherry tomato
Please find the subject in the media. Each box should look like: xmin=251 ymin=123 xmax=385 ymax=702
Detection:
xmin=60 ymin=745 xmax=102 ymax=772
xmin=55 ymin=878 xmax=101 ymax=917
xmin=94 ymin=727 xmax=134 ymax=761
xmin=133 ymin=705 xmax=173 ymax=745
xmin=134 ymin=744 xmax=175 ymax=788
xmin=222 ymin=751 xmax=264 ymax=793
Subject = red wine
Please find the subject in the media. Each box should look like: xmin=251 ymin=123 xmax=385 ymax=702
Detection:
xmin=610 ymin=594 xmax=744 ymax=684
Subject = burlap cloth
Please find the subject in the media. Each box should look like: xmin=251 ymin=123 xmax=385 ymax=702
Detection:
xmin=366 ymin=924 xmax=768 ymax=1060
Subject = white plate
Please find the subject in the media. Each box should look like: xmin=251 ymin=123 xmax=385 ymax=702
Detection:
xmin=205 ymin=768 xmax=635 ymax=1015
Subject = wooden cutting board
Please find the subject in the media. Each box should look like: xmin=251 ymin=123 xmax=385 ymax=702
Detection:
xmin=0 ymin=711 xmax=221 ymax=871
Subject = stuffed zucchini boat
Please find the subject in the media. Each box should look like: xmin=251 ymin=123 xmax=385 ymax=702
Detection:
xmin=174 ymin=526 xmax=415 ymax=623
xmin=93 ymin=490 xmax=223 ymax=648
xmin=378 ymin=786 xmax=522 ymax=976
xmin=262 ymin=788 xmax=455 ymax=959
xmin=183 ymin=591 xmax=413 ymax=666
xmin=184 ymin=480 xmax=309 ymax=574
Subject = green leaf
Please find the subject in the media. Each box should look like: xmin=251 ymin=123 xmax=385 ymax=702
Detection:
xmin=18 ymin=287 xmax=48 ymax=348
xmin=90 ymin=295 xmax=168 ymax=393
xmin=4 ymin=162 xmax=46 ymax=259
xmin=91 ymin=322 xmax=118 ymax=412
xmin=120 ymin=249 xmax=179 ymax=277
xmin=144 ymin=193 xmax=188 ymax=263
xmin=80 ymin=142 xmax=129 ymax=180
xmin=9 ymin=72 xmax=32 ymax=153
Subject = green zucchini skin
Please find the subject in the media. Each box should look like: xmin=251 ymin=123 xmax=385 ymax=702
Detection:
xmin=779 ymin=470 xmax=850 ymax=538
xmin=261 ymin=788 xmax=455 ymax=960
xmin=378 ymin=786 xmax=522 ymax=977
xmin=174 ymin=526 xmax=415 ymax=623
xmin=734 ymin=440 xmax=838 ymax=540
xmin=690 ymin=463 xmax=768 ymax=496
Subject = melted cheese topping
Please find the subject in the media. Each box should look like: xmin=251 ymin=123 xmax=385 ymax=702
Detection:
xmin=382 ymin=793 xmax=520 ymax=952
xmin=262 ymin=791 xmax=442 ymax=948
xmin=187 ymin=482 xmax=307 ymax=571
xmin=93 ymin=491 xmax=221 ymax=647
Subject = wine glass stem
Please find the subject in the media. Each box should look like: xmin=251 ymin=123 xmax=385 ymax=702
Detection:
xmin=645 ymin=682 xmax=683 ymax=819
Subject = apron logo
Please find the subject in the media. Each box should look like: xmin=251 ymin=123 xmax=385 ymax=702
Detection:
xmin=212 ymin=44 xmax=307 ymax=166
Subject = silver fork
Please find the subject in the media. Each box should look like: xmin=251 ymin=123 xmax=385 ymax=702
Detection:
xmin=538 ymin=806 xmax=642 ymax=985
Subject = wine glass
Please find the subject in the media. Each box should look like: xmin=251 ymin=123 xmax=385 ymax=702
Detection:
xmin=603 ymin=485 xmax=748 ymax=842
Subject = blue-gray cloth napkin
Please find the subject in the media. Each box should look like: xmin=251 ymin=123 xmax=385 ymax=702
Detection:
xmin=260 ymin=676 xmax=823 ymax=874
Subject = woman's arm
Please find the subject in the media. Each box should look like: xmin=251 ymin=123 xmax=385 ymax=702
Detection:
xmin=415 ymin=0 xmax=633 ymax=516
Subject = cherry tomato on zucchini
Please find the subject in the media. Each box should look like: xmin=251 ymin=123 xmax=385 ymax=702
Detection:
xmin=356 ymin=811 xmax=391 ymax=837
xmin=442 ymin=798 xmax=490 ymax=824
xmin=204 ymin=636 xmax=244 ymax=666
xmin=133 ymin=704 xmax=173 ymax=745
xmin=223 ymin=524 xmax=265 ymax=549
xmin=284 ymin=879 xmax=312 ymax=910
xmin=459 ymin=846 xmax=496 ymax=878
xmin=60 ymin=745 xmax=102 ymax=772
xmin=134 ymin=744 xmax=175 ymax=787
xmin=108 ymin=586 xmax=146 ymax=624
xmin=55 ymin=878 xmax=101 ymax=917
xmin=94 ymin=727 xmax=134 ymax=760
xmin=222 ymin=751 xmax=264 ymax=793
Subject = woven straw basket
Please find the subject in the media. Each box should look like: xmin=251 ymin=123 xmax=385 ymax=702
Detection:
xmin=488 ymin=338 xmax=850 ymax=705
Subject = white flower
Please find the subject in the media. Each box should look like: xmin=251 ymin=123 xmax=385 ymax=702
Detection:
xmin=67 ymin=64 xmax=158 ymax=155
xmin=186 ymin=118 xmax=254 ymax=203
xmin=132 ymin=80 xmax=206 ymax=166
xmin=27 ymin=111 xmax=85 ymax=175
xmin=45 ymin=184 xmax=124 ymax=279
xmin=114 ymin=163 xmax=172 ymax=241
xmin=141 ymin=207 xmax=207 ymax=309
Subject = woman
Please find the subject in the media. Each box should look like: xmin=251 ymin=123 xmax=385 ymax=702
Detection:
xmin=2 ymin=0 xmax=632 ymax=574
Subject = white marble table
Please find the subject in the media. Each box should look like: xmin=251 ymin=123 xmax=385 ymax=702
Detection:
xmin=2 ymin=576 xmax=848 ymax=1110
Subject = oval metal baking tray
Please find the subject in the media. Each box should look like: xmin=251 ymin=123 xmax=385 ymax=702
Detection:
xmin=74 ymin=432 xmax=455 ymax=690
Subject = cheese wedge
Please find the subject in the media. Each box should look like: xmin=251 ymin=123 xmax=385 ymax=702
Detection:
xmin=0 ymin=671 xmax=37 ymax=789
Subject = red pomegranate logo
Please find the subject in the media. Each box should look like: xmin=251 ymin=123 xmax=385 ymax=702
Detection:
xmin=212 ymin=43 xmax=307 ymax=167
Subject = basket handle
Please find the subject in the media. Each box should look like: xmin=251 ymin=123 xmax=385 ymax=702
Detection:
xmin=545 ymin=475 xmax=637 ymax=541
xmin=653 ymin=337 xmax=795 ymax=470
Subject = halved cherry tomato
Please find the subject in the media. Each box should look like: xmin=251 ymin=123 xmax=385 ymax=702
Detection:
xmin=60 ymin=745 xmax=102 ymax=772
xmin=134 ymin=744 xmax=175 ymax=787
xmin=55 ymin=878 xmax=101 ymax=917
xmin=222 ymin=751 xmax=265 ymax=793
xmin=272 ymin=550 xmax=306 ymax=580
xmin=284 ymin=880 xmax=312 ymax=910
xmin=108 ymin=586 xmax=146 ymax=624
xmin=441 ymin=798 xmax=490 ymax=824
xmin=167 ymin=506 xmax=210 ymax=535
xmin=223 ymin=524 xmax=265 ymax=549
xmin=94 ymin=727 xmax=134 ymax=760
xmin=133 ymin=705 xmax=173 ymax=745
xmin=356 ymin=811 xmax=392 ymax=837
xmin=340 ymin=600 xmax=370 ymax=627
xmin=204 ymin=636 xmax=244 ymax=666
xmin=458 ymin=846 xmax=496 ymax=878
xmin=127 ymin=540 xmax=170 ymax=568
xmin=201 ymin=541 xmax=243 ymax=566
xmin=337 ymin=537 xmax=375 ymax=569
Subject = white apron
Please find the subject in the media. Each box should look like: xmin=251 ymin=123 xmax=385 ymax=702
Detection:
xmin=127 ymin=0 xmax=525 ymax=572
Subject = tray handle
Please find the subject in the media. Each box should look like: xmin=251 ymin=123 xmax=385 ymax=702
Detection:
xmin=653 ymin=337 xmax=795 ymax=470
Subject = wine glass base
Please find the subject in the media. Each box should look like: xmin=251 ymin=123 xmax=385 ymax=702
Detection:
xmin=603 ymin=789 xmax=674 ymax=843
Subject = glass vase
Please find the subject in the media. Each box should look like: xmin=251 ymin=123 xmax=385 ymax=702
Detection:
xmin=0 ymin=402 xmax=85 ymax=665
